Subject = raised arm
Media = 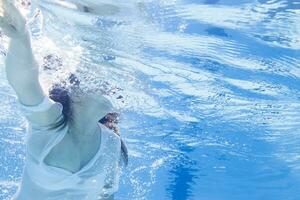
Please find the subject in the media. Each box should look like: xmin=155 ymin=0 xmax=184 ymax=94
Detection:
xmin=1 ymin=0 xmax=63 ymax=126
xmin=0 ymin=0 xmax=45 ymax=106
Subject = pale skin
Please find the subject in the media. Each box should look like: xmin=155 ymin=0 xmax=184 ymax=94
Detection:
xmin=1 ymin=1 xmax=114 ymax=199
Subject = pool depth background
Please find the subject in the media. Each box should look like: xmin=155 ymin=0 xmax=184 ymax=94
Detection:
xmin=1 ymin=0 xmax=300 ymax=199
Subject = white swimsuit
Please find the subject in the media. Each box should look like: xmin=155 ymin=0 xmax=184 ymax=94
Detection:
xmin=16 ymin=97 xmax=121 ymax=200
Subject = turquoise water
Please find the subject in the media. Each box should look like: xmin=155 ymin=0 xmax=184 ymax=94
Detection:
xmin=1 ymin=0 xmax=300 ymax=199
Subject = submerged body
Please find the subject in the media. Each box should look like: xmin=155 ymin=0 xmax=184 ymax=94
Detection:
xmin=17 ymin=98 xmax=121 ymax=200
xmin=0 ymin=1 xmax=124 ymax=199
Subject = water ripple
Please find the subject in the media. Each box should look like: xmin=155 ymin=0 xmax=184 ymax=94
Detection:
xmin=0 ymin=0 xmax=300 ymax=199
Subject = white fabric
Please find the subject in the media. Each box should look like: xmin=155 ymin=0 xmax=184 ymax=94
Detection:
xmin=19 ymin=96 xmax=57 ymax=114
xmin=16 ymin=97 xmax=121 ymax=200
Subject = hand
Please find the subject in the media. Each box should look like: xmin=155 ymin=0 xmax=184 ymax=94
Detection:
xmin=0 ymin=0 xmax=28 ymax=38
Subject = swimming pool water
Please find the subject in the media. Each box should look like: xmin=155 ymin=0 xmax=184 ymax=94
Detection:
xmin=1 ymin=0 xmax=300 ymax=199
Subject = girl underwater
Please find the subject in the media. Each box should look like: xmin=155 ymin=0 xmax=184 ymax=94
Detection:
xmin=0 ymin=0 xmax=127 ymax=199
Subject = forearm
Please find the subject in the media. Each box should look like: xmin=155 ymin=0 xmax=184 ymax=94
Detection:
xmin=5 ymin=31 xmax=45 ymax=105
xmin=6 ymin=30 xmax=35 ymax=70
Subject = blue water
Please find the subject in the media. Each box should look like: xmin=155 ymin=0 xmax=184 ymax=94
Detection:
xmin=1 ymin=0 xmax=300 ymax=199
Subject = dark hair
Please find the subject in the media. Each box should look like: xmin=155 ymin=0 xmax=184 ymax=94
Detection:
xmin=48 ymin=74 xmax=128 ymax=166
xmin=48 ymin=74 xmax=80 ymax=122
xmin=49 ymin=83 xmax=72 ymax=122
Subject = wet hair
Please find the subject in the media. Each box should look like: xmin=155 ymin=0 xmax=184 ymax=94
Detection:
xmin=48 ymin=74 xmax=79 ymax=122
xmin=99 ymin=112 xmax=128 ymax=166
xmin=49 ymin=83 xmax=72 ymax=122
xmin=48 ymin=73 xmax=128 ymax=165
xmin=98 ymin=112 xmax=118 ymax=123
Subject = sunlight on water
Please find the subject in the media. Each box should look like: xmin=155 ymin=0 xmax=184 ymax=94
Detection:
xmin=1 ymin=0 xmax=300 ymax=199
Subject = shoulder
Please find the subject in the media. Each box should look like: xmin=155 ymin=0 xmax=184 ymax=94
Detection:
xmin=20 ymin=96 xmax=65 ymax=128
